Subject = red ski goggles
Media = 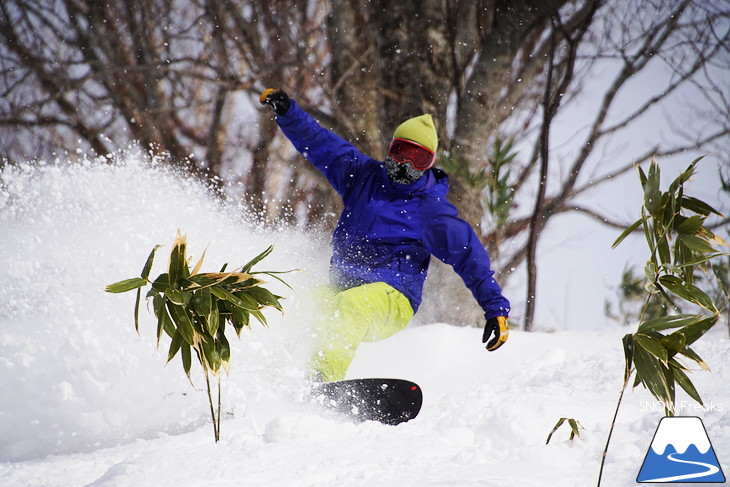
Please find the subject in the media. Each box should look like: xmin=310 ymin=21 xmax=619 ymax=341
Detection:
xmin=388 ymin=138 xmax=435 ymax=171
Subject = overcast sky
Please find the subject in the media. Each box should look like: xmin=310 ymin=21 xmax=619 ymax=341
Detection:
xmin=523 ymin=54 xmax=728 ymax=330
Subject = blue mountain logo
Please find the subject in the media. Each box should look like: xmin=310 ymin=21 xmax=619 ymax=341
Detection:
xmin=637 ymin=416 xmax=725 ymax=483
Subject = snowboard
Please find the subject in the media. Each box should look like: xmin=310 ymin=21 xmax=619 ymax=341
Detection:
xmin=310 ymin=378 xmax=422 ymax=425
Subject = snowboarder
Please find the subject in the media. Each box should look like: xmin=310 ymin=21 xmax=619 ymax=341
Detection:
xmin=260 ymin=89 xmax=511 ymax=382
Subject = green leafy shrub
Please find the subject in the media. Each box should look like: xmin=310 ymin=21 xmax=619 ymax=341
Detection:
xmin=597 ymin=157 xmax=728 ymax=485
xmin=437 ymin=137 xmax=517 ymax=197
xmin=106 ymin=231 xmax=291 ymax=441
xmin=484 ymin=137 xmax=518 ymax=229
xmin=612 ymin=157 xmax=726 ymax=414
xmin=439 ymin=137 xmax=517 ymax=260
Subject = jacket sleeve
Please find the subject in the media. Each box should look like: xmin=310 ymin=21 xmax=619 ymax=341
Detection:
xmin=421 ymin=197 xmax=511 ymax=319
xmin=274 ymin=100 xmax=371 ymax=197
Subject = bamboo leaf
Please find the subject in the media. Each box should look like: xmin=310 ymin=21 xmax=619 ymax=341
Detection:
xmin=638 ymin=314 xmax=704 ymax=333
xmin=660 ymin=333 xmax=686 ymax=358
xmin=637 ymin=165 xmax=648 ymax=188
xmin=656 ymin=274 xmax=687 ymax=294
xmin=661 ymin=191 xmax=676 ymax=230
xmin=710 ymin=232 xmax=728 ymax=247
xmin=669 ymin=358 xmax=703 ymax=405
xmin=189 ymin=289 xmax=213 ymax=336
xmin=190 ymin=288 xmax=209 ymax=314
xmin=133 ymin=288 xmax=141 ymax=334
xmin=153 ymin=294 xmax=175 ymax=345
xmin=568 ymin=418 xmax=583 ymax=440
xmin=661 ymin=364 xmax=676 ymax=416
xmin=622 ymin=334 xmax=634 ymax=384
xmin=141 ymin=245 xmax=162 ymax=279
xmin=684 ymin=284 xmax=716 ymax=312
xmin=612 ymin=219 xmax=642 ymax=249
xmin=678 ymin=346 xmax=710 ymax=371
xmin=207 ymin=303 xmax=220 ymax=337
xmin=225 ymin=302 xmax=250 ymax=336
xmin=633 ymin=345 xmax=673 ymax=408
xmin=251 ymin=309 xmax=268 ymax=327
xmin=681 ymin=196 xmax=723 ymax=217
xmin=228 ymin=277 xmax=264 ymax=291
xmin=546 ymin=417 xmax=583 ymax=444
xmin=251 ymin=270 xmax=296 ymax=290
xmin=546 ymin=418 xmax=567 ymax=444
xmin=657 ymin=233 xmax=671 ymax=266
xmin=154 ymin=294 xmax=165 ymax=343
xmin=184 ymin=272 xmax=259 ymax=291
xmin=677 ymin=234 xmax=717 ymax=254
xmin=190 ymin=243 xmax=209 ymax=276
xmin=658 ymin=276 xmax=715 ymax=311
xmin=167 ymin=302 xmax=195 ymax=346
xmin=675 ymin=215 xmax=704 ymax=235
xmin=641 ymin=212 xmax=656 ymax=263
xmin=209 ymin=294 xmax=220 ymax=334
xmin=201 ymin=335 xmax=221 ymax=375
xmin=166 ymin=288 xmax=192 ymax=306
xmin=210 ymin=286 xmax=260 ymax=311
xmin=218 ymin=331 xmax=231 ymax=375
xmin=644 ymin=160 xmax=661 ymax=216
xmin=149 ymin=273 xmax=170 ymax=293
xmin=635 ymin=334 xmax=668 ymax=366
xmin=241 ymin=245 xmax=274 ymax=273
xmin=677 ymin=315 xmax=718 ymax=347
xmin=168 ymin=230 xmax=188 ymax=287
xmin=105 ymin=277 xmax=148 ymax=293
xmin=247 ymin=286 xmax=284 ymax=311
xmin=676 ymin=253 xmax=729 ymax=268
xmin=181 ymin=343 xmax=192 ymax=381
xmin=668 ymin=159 xmax=700 ymax=194
xmin=167 ymin=330 xmax=184 ymax=363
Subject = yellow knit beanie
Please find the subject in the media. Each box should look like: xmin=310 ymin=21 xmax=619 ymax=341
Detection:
xmin=393 ymin=114 xmax=438 ymax=153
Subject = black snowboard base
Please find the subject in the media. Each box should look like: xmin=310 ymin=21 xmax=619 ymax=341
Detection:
xmin=310 ymin=378 xmax=422 ymax=425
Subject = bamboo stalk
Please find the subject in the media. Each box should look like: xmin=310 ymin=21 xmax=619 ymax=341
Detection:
xmin=217 ymin=375 xmax=222 ymax=440
xmin=597 ymin=379 xmax=629 ymax=487
xmin=204 ymin=370 xmax=219 ymax=442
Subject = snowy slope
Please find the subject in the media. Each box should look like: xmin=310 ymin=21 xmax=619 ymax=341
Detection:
xmin=1 ymin=156 xmax=728 ymax=487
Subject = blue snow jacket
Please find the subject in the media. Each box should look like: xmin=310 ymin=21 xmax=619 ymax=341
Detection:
xmin=276 ymin=101 xmax=511 ymax=319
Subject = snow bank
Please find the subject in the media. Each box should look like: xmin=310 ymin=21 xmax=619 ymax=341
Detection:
xmin=0 ymin=154 xmax=325 ymax=462
xmin=1 ymin=155 xmax=728 ymax=486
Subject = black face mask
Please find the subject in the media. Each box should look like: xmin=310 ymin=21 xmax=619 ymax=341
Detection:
xmin=384 ymin=157 xmax=426 ymax=184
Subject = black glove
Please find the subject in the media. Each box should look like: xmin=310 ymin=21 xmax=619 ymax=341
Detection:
xmin=483 ymin=316 xmax=509 ymax=351
xmin=259 ymin=88 xmax=291 ymax=115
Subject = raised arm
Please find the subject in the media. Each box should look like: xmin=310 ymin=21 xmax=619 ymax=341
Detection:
xmin=260 ymin=89 xmax=372 ymax=196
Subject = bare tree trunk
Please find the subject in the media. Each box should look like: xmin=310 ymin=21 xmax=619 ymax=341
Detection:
xmin=524 ymin=23 xmax=557 ymax=332
xmin=1 ymin=0 xmax=726 ymax=329
xmin=524 ymin=3 xmax=599 ymax=331
xmin=327 ymin=1 xmax=381 ymax=156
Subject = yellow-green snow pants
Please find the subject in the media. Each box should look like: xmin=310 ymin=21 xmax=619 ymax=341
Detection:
xmin=309 ymin=282 xmax=414 ymax=382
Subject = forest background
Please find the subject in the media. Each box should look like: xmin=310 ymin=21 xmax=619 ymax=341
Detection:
xmin=1 ymin=0 xmax=728 ymax=330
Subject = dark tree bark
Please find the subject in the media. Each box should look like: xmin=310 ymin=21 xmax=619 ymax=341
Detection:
xmin=1 ymin=0 xmax=727 ymax=327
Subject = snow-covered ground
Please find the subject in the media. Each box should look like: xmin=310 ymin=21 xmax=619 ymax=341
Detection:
xmin=1 ymin=155 xmax=728 ymax=487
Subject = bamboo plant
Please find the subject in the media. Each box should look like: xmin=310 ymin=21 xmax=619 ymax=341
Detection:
xmin=106 ymin=231 xmax=291 ymax=442
xmin=597 ymin=157 xmax=728 ymax=486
